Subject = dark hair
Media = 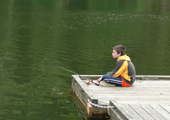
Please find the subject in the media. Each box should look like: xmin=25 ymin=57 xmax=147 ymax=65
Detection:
xmin=113 ymin=45 xmax=126 ymax=55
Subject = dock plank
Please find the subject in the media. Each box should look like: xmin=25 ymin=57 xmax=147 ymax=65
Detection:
xmin=140 ymin=104 xmax=166 ymax=120
xmin=150 ymin=104 xmax=170 ymax=120
xmin=116 ymin=103 xmax=144 ymax=120
xmin=125 ymin=104 xmax=154 ymax=120
xmin=72 ymin=75 xmax=170 ymax=120
xmin=159 ymin=104 xmax=170 ymax=114
xmin=80 ymin=75 xmax=170 ymax=79
xmin=110 ymin=101 xmax=170 ymax=120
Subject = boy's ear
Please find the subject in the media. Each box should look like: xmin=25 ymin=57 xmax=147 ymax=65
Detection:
xmin=118 ymin=52 xmax=121 ymax=56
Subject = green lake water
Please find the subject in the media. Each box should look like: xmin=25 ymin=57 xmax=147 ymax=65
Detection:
xmin=0 ymin=0 xmax=170 ymax=119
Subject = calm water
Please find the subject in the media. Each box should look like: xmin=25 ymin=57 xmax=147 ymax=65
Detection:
xmin=0 ymin=0 xmax=170 ymax=120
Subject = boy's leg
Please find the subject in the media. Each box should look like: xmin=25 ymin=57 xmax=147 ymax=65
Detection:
xmin=100 ymin=81 xmax=116 ymax=87
xmin=101 ymin=75 xmax=122 ymax=86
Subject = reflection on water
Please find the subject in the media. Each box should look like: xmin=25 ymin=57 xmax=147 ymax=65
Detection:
xmin=0 ymin=0 xmax=170 ymax=119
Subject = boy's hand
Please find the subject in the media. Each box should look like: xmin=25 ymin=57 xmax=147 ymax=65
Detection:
xmin=96 ymin=76 xmax=102 ymax=83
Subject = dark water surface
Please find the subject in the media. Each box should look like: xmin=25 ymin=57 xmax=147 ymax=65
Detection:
xmin=0 ymin=0 xmax=170 ymax=119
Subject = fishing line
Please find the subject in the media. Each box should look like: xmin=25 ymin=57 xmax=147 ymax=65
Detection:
xmin=55 ymin=66 xmax=92 ymax=81
xmin=1 ymin=65 xmax=91 ymax=81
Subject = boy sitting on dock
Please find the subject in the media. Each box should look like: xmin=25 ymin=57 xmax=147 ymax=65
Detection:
xmin=96 ymin=45 xmax=136 ymax=87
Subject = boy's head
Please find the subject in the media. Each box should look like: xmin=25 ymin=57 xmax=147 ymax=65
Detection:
xmin=113 ymin=45 xmax=126 ymax=56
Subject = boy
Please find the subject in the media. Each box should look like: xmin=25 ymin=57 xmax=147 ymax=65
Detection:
xmin=96 ymin=45 xmax=136 ymax=87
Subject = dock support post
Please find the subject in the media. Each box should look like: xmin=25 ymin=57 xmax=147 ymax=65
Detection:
xmin=87 ymin=103 xmax=92 ymax=117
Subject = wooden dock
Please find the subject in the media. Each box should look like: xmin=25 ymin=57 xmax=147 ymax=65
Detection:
xmin=71 ymin=75 xmax=170 ymax=120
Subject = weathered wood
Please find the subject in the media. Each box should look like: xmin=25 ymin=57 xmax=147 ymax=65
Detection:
xmin=109 ymin=100 xmax=128 ymax=120
xmin=116 ymin=104 xmax=143 ymax=120
xmin=150 ymin=104 xmax=170 ymax=120
xmin=136 ymin=75 xmax=170 ymax=79
xmin=129 ymin=104 xmax=154 ymax=120
xmin=79 ymin=75 xmax=170 ymax=79
xmin=72 ymin=76 xmax=108 ymax=115
xmin=87 ymin=103 xmax=92 ymax=117
xmin=109 ymin=101 xmax=170 ymax=120
xmin=73 ymin=82 xmax=88 ymax=107
xmin=159 ymin=104 xmax=170 ymax=114
xmin=73 ymin=75 xmax=96 ymax=99
xmin=140 ymin=104 xmax=166 ymax=120
xmin=72 ymin=75 xmax=170 ymax=120
xmin=73 ymin=82 xmax=107 ymax=115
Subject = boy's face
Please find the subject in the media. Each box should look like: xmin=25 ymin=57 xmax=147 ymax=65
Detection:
xmin=112 ymin=50 xmax=121 ymax=59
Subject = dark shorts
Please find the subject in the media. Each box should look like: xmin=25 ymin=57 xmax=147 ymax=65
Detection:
xmin=101 ymin=75 xmax=122 ymax=86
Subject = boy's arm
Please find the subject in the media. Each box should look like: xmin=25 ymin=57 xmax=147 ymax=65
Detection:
xmin=107 ymin=60 xmax=127 ymax=77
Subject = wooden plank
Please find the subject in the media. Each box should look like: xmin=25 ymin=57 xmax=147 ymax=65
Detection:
xmin=116 ymin=104 xmax=143 ymax=120
xmin=109 ymin=101 xmax=128 ymax=120
xmin=78 ymin=75 xmax=170 ymax=81
xmin=93 ymin=92 xmax=170 ymax=96
xmin=73 ymin=75 xmax=95 ymax=99
xmin=140 ymin=104 xmax=166 ymax=120
xmin=88 ymin=80 xmax=170 ymax=89
xmin=73 ymin=82 xmax=98 ymax=109
xmin=109 ymin=101 xmax=170 ymax=104
xmin=130 ymin=104 xmax=154 ymax=120
xmin=91 ymin=89 xmax=170 ymax=94
xmin=159 ymin=104 xmax=170 ymax=114
xmin=72 ymin=75 xmax=170 ymax=119
xmin=94 ymin=93 xmax=170 ymax=96
xmin=73 ymin=82 xmax=87 ymax=107
xmin=73 ymin=76 xmax=99 ymax=105
xmin=150 ymin=104 xmax=170 ymax=120
xmin=72 ymin=76 xmax=108 ymax=115
xmin=88 ymin=85 xmax=170 ymax=90
xmin=74 ymin=78 xmax=109 ymax=115
xmin=87 ymin=103 xmax=92 ymax=117
xmin=97 ymin=96 xmax=170 ymax=102
xmin=109 ymin=108 xmax=128 ymax=120
xmin=109 ymin=101 xmax=152 ymax=120
xmin=136 ymin=75 xmax=170 ymax=79
xmin=109 ymin=101 xmax=170 ymax=120
xmin=78 ymin=75 xmax=170 ymax=79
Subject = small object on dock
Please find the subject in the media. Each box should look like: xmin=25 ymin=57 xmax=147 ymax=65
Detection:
xmin=86 ymin=80 xmax=94 ymax=85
